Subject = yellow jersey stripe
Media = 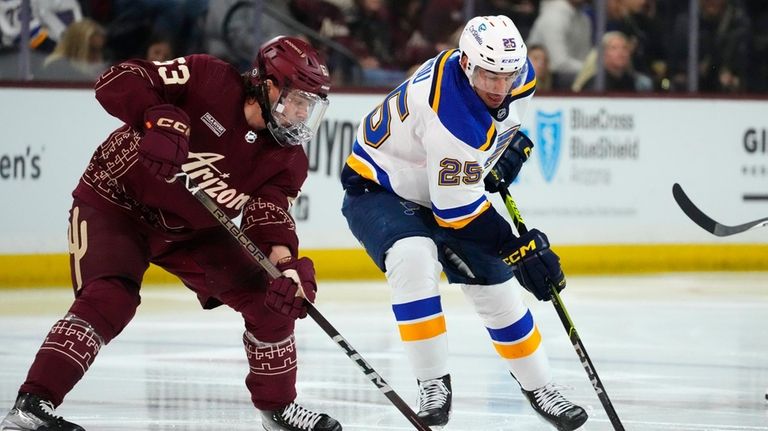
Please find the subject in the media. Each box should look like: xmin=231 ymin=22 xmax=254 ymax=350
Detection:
xmin=398 ymin=315 xmax=447 ymax=342
xmin=430 ymin=49 xmax=457 ymax=112
xmin=345 ymin=154 xmax=376 ymax=182
xmin=511 ymin=76 xmax=537 ymax=97
xmin=434 ymin=201 xmax=491 ymax=229
xmin=493 ymin=326 xmax=542 ymax=359
xmin=478 ymin=123 xmax=497 ymax=151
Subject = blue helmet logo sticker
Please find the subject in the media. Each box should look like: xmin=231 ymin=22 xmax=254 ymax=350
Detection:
xmin=535 ymin=111 xmax=562 ymax=183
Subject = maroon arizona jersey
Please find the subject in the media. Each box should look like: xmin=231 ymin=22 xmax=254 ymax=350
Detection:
xmin=74 ymin=54 xmax=307 ymax=255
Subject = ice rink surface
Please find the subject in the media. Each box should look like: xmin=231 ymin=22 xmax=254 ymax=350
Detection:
xmin=1 ymin=272 xmax=767 ymax=431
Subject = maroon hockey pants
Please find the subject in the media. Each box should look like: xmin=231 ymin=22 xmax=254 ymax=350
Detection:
xmin=19 ymin=199 xmax=297 ymax=410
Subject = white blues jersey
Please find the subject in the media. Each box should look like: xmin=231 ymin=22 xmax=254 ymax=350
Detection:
xmin=345 ymin=49 xmax=536 ymax=230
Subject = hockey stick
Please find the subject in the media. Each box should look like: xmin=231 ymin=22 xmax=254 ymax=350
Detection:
xmin=498 ymin=186 xmax=625 ymax=431
xmin=672 ymin=183 xmax=768 ymax=237
xmin=177 ymin=174 xmax=432 ymax=431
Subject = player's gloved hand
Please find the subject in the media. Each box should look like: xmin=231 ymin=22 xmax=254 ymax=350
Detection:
xmin=484 ymin=131 xmax=534 ymax=193
xmin=265 ymin=257 xmax=317 ymax=319
xmin=500 ymin=229 xmax=565 ymax=301
xmin=139 ymin=104 xmax=190 ymax=180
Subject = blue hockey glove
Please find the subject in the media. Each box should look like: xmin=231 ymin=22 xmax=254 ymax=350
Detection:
xmin=500 ymin=229 xmax=565 ymax=301
xmin=484 ymin=131 xmax=534 ymax=193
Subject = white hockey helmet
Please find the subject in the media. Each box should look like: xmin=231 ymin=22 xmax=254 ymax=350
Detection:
xmin=459 ymin=15 xmax=528 ymax=95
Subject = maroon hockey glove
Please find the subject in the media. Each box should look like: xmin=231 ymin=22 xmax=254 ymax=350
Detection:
xmin=500 ymin=229 xmax=566 ymax=301
xmin=265 ymin=257 xmax=317 ymax=319
xmin=139 ymin=104 xmax=190 ymax=180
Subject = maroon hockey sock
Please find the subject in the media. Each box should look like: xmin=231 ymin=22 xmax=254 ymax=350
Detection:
xmin=19 ymin=315 xmax=104 ymax=406
xmin=19 ymin=278 xmax=139 ymax=406
xmin=243 ymin=332 xmax=298 ymax=411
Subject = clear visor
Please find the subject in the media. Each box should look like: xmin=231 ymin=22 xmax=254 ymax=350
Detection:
xmin=269 ymin=87 xmax=329 ymax=147
xmin=469 ymin=64 xmax=525 ymax=96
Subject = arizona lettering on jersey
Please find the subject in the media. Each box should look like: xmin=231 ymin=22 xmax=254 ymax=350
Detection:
xmin=76 ymin=54 xmax=308 ymax=254
xmin=344 ymin=49 xmax=536 ymax=230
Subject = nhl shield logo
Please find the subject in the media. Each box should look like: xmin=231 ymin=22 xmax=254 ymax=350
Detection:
xmin=535 ymin=111 xmax=562 ymax=183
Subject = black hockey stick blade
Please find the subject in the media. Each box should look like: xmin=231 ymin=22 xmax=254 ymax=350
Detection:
xmin=672 ymin=183 xmax=768 ymax=237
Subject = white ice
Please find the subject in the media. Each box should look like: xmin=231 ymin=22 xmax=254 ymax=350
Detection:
xmin=1 ymin=273 xmax=767 ymax=430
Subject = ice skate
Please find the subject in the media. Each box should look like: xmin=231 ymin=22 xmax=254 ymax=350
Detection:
xmin=522 ymin=383 xmax=588 ymax=431
xmin=0 ymin=393 xmax=84 ymax=431
xmin=260 ymin=401 xmax=341 ymax=431
xmin=416 ymin=374 xmax=452 ymax=427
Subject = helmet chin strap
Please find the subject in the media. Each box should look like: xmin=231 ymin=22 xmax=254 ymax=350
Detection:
xmin=254 ymin=80 xmax=274 ymax=128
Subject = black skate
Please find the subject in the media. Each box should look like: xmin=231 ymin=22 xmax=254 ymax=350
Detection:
xmin=260 ymin=401 xmax=341 ymax=431
xmin=0 ymin=393 xmax=84 ymax=431
xmin=522 ymin=383 xmax=588 ymax=431
xmin=416 ymin=374 xmax=452 ymax=427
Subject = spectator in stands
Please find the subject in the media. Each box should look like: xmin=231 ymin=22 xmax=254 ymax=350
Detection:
xmin=391 ymin=0 xmax=464 ymax=75
xmin=0 ymin=0 xmax=83 ymax=55
xmin=572 ymin=31 xmax=653 ymax=92
xmin=528 ymin=44 xmax=553 ymax=92
xmin=477 ymin=0 xmax=540 ymax=39
xmin=389 ymin=0 xmax=432 ymax=71
xmin=289 ymin=0 xmax=350 ymax=42
xmin=420 ymin=0 xmax=465 ymax=53
xmin=606 ymin=0 xmax=667 ymax=90
xmin=144 ymin=34 xmax=174 ymax=62
xmin=528 ymin=0 xmax=592 ymax=90
xmin=668 ymin=0 xmax=750 ymax=92
xmin=745 ymin=0 xmax=768 ymax=92
xmin=324 ymin=0 xmax=355 ymax=15
xmin=347 ymin=0 xmax=406 ymax=86
xmin=107 ymin=0 xmax=208 ymax=62
xmin=38 ymin=18 xmax=106 ymax=82
xmin=203 ymin=0 xmax=296 ymax=71
xmin=288 ymin=0 xmax=359 ymax=85
xmin=77 ymin=0 xmax=113 ymax=26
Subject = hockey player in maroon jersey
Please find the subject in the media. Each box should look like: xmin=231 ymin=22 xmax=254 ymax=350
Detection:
xmin=0 ymin=36 xmax=342 ymax=431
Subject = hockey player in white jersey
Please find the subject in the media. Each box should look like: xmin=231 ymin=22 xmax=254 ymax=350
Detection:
xmin=340 ymin=15 xmax=588 ymax=431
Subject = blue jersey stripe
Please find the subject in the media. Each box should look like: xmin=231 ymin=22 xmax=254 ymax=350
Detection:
xmin=432 ymin=195 xmax=488 ymax=220
xmin=486 ymin=310 xmax=534 ymax=342
xmin=352 ymin=140 xmax=393 ymax=191
xmin=392 ymin=296 xmax=443 ymax=321
xmin=431 ymin=52 xmax=495 ymax=150
xmin=428 ymin=50 xmax=454 ymax=110
xmin=510 ymin=84 xmax=535 ymax=102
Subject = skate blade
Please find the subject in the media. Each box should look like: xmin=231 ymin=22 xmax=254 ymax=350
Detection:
xmin=531 ymin=413 xmax=589 ymax=431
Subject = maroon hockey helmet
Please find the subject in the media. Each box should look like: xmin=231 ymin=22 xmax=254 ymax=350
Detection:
xmin=250 ymin=36 xmax=331 ymax=147
xmin=251 ymin=36 xmax=331 ymax=97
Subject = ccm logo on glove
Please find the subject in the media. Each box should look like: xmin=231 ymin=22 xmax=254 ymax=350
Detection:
xmin=502 ymin=237 xmax=539 ymax=265
xmin=139 ymin=104 xmax=191 ymax=180
xmin=147 ymin=117 xmax=190 ymax=136
xmin=500 ymin=229 xmax=566 ymax=301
